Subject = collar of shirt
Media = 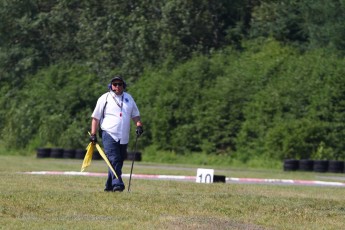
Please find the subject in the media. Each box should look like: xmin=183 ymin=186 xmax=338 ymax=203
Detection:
xmin=110 ymin=91 xmax=123 ymax=98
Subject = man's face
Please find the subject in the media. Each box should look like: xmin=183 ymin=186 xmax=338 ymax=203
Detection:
xmin=111 ymin=80 xmax=124 ymax=95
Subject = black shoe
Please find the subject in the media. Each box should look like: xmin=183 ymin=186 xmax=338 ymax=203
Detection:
xmin=113 ymin=186 xmax=124 ymax=192
xmin=104 ymin=188 xmax=112 ymax=192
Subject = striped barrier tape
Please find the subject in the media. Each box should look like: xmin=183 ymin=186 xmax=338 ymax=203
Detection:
xmin=22 ymin=171 xmax=345 ymax=187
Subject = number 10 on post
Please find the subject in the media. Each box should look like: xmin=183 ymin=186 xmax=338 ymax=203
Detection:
xmin=196 ymin=168 xmax=214 ymax=183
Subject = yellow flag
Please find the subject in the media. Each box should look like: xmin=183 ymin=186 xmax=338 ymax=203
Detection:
xmin=81 ymin=142 xmax=118 ymax=179
xmin=81 ymin=143 xmax=94 ymax=172
xmin=95 ymin=143 xmax=118 ymax=179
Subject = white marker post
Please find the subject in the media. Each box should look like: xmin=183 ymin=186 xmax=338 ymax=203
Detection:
xmin=196 ymin=168 xmax=214 ymax=183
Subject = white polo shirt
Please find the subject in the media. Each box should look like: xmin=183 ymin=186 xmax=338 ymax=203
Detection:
xmin=91 ymin=91 xmax=140 ymax=144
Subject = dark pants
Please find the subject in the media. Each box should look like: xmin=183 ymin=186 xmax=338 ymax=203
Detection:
xmin=102 ymin=131 xmax=127 ymax=190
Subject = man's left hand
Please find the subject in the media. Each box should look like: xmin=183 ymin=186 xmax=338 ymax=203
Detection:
xmin=136 ymin=126 xmax=143 ymax=137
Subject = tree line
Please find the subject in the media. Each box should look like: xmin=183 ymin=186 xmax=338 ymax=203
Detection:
xmin=1 ymin=0 xmax=345 ymax=162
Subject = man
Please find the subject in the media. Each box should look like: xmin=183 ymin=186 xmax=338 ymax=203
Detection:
xmin=90 ymin=76 xmax=143 ymax=192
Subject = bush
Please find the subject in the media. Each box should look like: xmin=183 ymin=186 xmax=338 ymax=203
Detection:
xmin=236 ymin=44 xmax=345 ymax=161
xmin=2 ymin=63 xmax=104 ymax=150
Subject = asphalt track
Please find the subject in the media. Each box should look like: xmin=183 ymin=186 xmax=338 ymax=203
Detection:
xmin=22 ymin=171 xmax=345 ymax=187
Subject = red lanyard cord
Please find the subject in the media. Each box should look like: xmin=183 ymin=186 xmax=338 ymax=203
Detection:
xmin=111 ymin=94 xmax=124 ymax=117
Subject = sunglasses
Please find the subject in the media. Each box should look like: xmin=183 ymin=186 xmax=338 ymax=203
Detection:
xmin=112 ymin=82 xmax=123 ymax=87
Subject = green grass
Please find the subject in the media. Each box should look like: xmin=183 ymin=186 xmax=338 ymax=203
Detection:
xmin=1 ymin=155 xmax=345 ymax=229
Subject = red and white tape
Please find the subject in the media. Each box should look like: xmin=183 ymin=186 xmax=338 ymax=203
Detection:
xmin=226 ymin=177 xmax=345 ymax=187
xmin=22 ymin=171 xmax=345 ymax=187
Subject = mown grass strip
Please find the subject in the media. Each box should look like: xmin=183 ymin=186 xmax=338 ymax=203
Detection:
xmin=1 ymin=156 xmax=345 ymax=229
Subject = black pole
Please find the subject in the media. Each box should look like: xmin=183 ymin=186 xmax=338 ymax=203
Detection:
xmin=128 ymin=135 xmax=138 ymax=192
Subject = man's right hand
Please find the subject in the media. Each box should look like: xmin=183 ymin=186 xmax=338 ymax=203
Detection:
xmin=90 ymin=134 xmax=97 ymax=144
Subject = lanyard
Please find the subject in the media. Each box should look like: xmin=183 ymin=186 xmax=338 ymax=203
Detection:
xmin=111 ymin=94 xmax=124 ymax=117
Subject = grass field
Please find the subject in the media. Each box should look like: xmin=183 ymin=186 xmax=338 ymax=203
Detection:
xmin=1 ymin=155 xmax=345 ymax=229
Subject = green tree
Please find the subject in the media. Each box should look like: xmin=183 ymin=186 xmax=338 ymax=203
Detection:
xmin=250 ymin=0 xmax=345 ymax=53
xmin=2 ymin=63 xmax=103 ymax=150
xmin=236 ymin=44 xmax=345 ymax=161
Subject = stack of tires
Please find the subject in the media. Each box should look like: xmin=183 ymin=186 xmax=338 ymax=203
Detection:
xmin=313 ymin=160 xmax=328 ymax=173
xmin=92 ymin=151 xmax=102 ymax=160
xmin=50 ymin=148 xmax=63 ymax=158
xmin=283 ymin=159 xmax=345 ymax=173
xmin=328 ymin=160 xmax=344 ymax=173
xmin=63 ymin=149 xmax=76 ymax=159
xmin=75 ymin=149 xmax=86 ymax=159
xmin=36 ymin=148 xmax=51 ymax=158
xmin=126 ymin=152 xmax=142 ymax=161
xmin=36 ymin=148 xmax=89 ymax=160
xmin=283 ymin=159 xmax=299 ymax=171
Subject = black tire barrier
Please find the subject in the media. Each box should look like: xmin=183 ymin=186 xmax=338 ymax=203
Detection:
xmin=63 ymin=149 xmax=76 ymax=159
xmin=213 ymin=175 xmax=226 ymax=183
xmin=50 ymin=148 xmax=64 ymax=158
xmin=92 ymin=151 xmax=102 ymax=160
xmin=126 ymin=152 xmax=142 ymax=161
xmin=298 ymin=159 xmax=314 ymax=172
xmin=283 ymin=159 xmax=299 ymax=171
xmin=328 ymin=160 xmax=344 ymax=173
xmin=283 ymin=159 xmax=345 ymax=173
xmin=75 ymin=149 xmax=86 ymax=159
xmin=36 ymin=148 xmax=51 ymax=158
xmin=313 ymin=160 xmax=329 ymax=173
